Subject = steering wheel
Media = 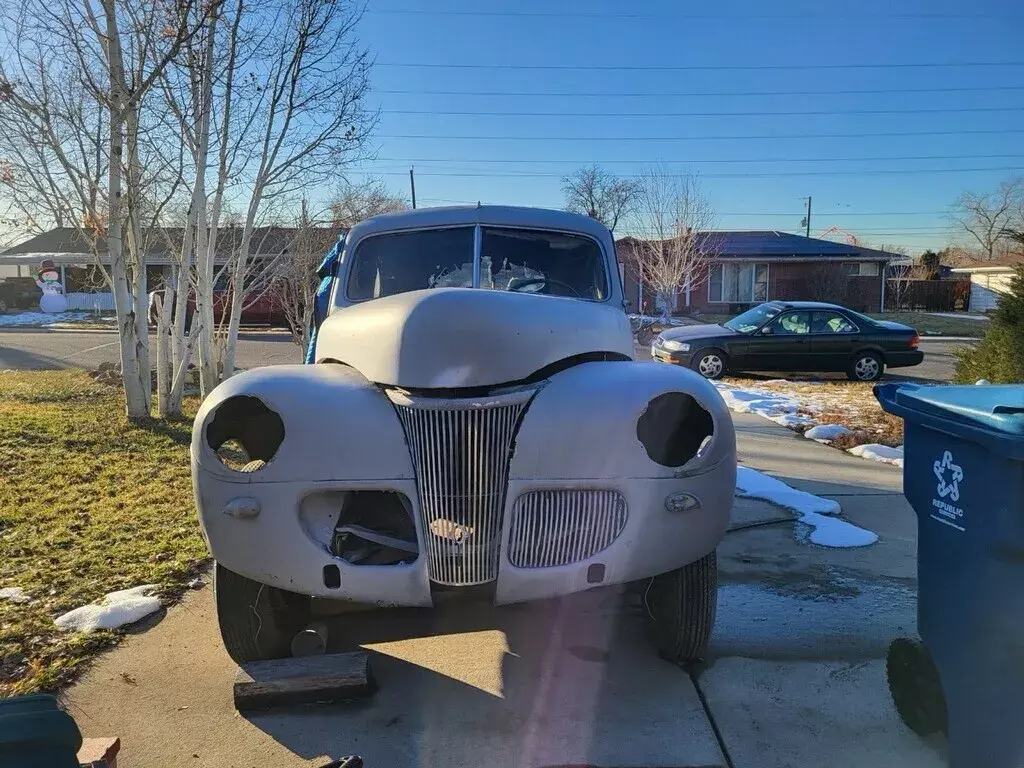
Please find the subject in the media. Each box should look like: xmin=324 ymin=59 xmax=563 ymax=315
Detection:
xmin=507 ymin=277 xmax=581 ymax=297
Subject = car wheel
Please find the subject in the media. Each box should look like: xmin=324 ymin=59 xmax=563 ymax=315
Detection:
xmin=214 ymin=562 xmax=310 ymax=663
xmin=644 ymin=550 xmax=717 ymax=664
xmin=848 ymin=351 xmax=884 ymax=381
xmin=691 ymin=349 xmax=728 ymax=379
xmin=637 ymin=325 xmax=655 ymax=346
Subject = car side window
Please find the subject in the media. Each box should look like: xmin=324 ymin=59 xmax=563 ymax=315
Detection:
xmin=812 ymin=311 xmax=858 ymax=334
xmin=767 ymin=311 xmax=811 ymax=335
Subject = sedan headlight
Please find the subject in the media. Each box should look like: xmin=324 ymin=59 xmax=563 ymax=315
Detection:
xmin=662 ymin=340 xmax=691 ymax=352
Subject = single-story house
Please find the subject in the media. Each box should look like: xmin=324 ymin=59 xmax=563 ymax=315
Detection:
xmin=949 ymin=255 xmax=1024 ymax=312
xmin=0 ymin=226 xmax=303 ymax=312
xmin=617 ymin=231 xmax=899 ymax=314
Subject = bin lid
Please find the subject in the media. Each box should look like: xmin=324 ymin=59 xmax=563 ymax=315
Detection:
xmin=894 ymin=384 xmax=1024 ymax=437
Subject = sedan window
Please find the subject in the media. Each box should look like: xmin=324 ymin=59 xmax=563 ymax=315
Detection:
xmin=812 ymin=311 xmax=858 ymax=334
xmin=723 ymin=303 xmax=781 ymax=333
xmin=767 ymin=311 xmax=812 ymax=335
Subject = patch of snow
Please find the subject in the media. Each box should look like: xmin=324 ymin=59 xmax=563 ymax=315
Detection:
xmin=848 ymin=443 xmax=904 ymax=468
xmin=803 ymin=424 xmax=853 ymax=443
xmin=54 ymin=585 xmax=162 ymax=632
xmin=0 ymin=311 xmax=111 ymax=328
xmin=0 ymin=587 xmax=31 ymax=603
xmin=735 ymin=467 xmax=878 ymax=548
xmin=627 ymin=313 xmax=687 ymax=326
xmin=929 ymin=312 xmax=989 ymax=321
xmin=976 ymin=379 xmax=991 ymax=386
xmin=714 ymin=383 xmax=816 ymax=428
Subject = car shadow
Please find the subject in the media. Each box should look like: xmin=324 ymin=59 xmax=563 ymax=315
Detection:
xmin=240 ymin=587 xmax=717 ymax=767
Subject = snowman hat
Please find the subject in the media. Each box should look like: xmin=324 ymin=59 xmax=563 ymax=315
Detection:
xmin=39 ymin=259 xmax=58 ymax=275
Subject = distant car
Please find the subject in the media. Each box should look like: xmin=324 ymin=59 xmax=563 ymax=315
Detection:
xmin=652 ymin=301 xmax=923 ymax=381
xmin=0 ymin=277 xmax=42 ymax=312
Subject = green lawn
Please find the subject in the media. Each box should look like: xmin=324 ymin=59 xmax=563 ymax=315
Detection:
xmin=0 ymin=371 xmax=206 ymax=695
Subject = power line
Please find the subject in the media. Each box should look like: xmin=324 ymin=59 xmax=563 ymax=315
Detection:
xmin=367 ymin=8 xmax=1016 ymax=20
xmin=406 ymin=200 xmax=953 ymax=217
xmin=375 ymin=85 xmax=1024 ymax=98
xmin=376 ymin=128 xmax=1024 ymax=141
xmin=369 ymin=154 xmax=1024 ymax=165
xmin=365 ymin=166 xmax=1024 ymax=179
xmin=383 ymin=106 xmax=1024 ymax=117
xmin=376 ymin=60 xmax=1024 ymax=71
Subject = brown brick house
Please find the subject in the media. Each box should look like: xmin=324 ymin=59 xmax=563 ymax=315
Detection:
xmin=617 ymin=231 xmax=896 ymax=315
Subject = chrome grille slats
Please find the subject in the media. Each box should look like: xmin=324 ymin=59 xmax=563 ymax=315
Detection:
xmin=508 ymin=490 xmax=628 ymax=569
xmin=389 ymin=388 xmax=534 ymax=586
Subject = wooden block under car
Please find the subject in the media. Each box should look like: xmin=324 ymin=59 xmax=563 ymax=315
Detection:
xmin=78 ymin=736 xmax=120 ymax=767
xmin=233 ymin=651 xmax=373 ymax=711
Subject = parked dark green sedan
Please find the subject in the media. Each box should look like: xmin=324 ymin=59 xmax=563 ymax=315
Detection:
xmin=652 ymin=301 xmax=923 ymax=381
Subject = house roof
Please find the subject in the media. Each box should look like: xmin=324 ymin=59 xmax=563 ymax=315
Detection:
xmin=0 ymin=226 xmax=326 ymax=266
xmin=616 ymin=231 xmax=895 ymax=261
xmin=949 ymin=254 xmax=1024 ymax=272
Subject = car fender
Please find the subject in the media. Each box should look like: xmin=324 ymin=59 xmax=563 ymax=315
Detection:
xmin=509 ymin=360 xmax=735 ymax=481
xmin=191 ymin=363 xmax=414 ymax=484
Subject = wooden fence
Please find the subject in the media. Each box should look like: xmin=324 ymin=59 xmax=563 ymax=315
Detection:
xmin=885 ymin=279 xmax=971 ymax=312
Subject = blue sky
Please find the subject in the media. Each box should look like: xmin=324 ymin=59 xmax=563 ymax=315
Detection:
xmin=353 ymin=0 xmax=1023 ymax=253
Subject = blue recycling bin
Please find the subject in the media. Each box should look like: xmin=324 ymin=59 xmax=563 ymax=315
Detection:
xmin=0 ymin=694 xmax=83 ymax=767
xmin=875 ymin=382 xmax=1024 ymax=768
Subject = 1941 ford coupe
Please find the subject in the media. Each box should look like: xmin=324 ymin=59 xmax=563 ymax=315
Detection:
xmin=191 ymin=205 xmax=736 ymax=664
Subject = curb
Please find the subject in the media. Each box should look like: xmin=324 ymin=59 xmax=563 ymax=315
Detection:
xmin=918 ymin=336 xmax=981 ymax=342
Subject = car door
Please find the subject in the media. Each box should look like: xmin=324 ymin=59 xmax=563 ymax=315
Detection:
xmin=745 ymin=310 xmax=812 ymax=371
xmin=809 ymin=311 xmax=861 ymax=371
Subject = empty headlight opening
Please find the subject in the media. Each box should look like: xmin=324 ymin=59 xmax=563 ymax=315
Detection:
xmin=637 ymin=392 xmax=715 ymax=467
xmin=206 ymin=395 xmax=285 ymax=471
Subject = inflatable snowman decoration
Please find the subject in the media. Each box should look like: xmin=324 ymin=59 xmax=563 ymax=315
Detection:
xmin=34 ymin=260 xmax=68 ymax=314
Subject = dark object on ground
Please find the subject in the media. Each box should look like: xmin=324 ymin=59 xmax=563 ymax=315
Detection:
xmin=318 ymin=757 xmax=364 ymax=768
xmin=644 ymin=550 xmax=717 ymax=663
xmin=0 ymin=694 xmax=82 ymax=767
xmin=215 ymin=563 xmax=310 ymax=664
xmin=653 ymin=300 xmax=922 ymax=381
xmin=877 ymin=382 xmax=1024 ymax=768
xmin=886 ymin=638 xmax=948 ymax=737
xmin=954 ymin=264 xmax=1024 ymax=383
xmin=233 ymin=652 xmax=373 ymax=711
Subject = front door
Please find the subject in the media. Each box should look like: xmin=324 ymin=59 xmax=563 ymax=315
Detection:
xmin=809 ymin=310 xmax=861 ymax=371
xmin=745 ymin=310 xmax=813 ymax=371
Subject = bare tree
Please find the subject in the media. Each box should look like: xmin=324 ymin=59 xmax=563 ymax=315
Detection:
xmin=331 ymin=178 xmax=409 ymax=228
xmin=628 ymin=167 xmax=720 ymax=316
xmin=887 ymin=258 xmax=930 ymax=311
xmin=562 ymin=164 xmax=640 ymax=232
xmin=950 ymin=177 xmax=1024 ymax=260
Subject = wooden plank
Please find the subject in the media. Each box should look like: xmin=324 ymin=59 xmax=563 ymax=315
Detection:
xmin=233 ymin=651 xmax=373 ymax=711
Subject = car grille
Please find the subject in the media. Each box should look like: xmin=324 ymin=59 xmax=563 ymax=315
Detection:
xmin=507 ymin=489 xmax=628 ymax=569
xmin=389 ymin=388 xmax=536 ymax=586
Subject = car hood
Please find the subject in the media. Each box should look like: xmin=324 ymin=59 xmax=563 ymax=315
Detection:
xmin=314 ymin=288 xmax=635 ymax=388
xmin=659 ymin=323 xmax=738 ymax=341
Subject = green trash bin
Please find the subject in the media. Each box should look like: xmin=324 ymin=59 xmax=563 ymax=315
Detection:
xmin=0 ymin=694 xmax=83 ymax=767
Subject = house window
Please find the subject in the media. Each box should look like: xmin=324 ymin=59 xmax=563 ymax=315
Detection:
xmin=709 ymin=263 xmax=769 ymax=303
xmin=843 ymin=262 xmax=880 ymax=277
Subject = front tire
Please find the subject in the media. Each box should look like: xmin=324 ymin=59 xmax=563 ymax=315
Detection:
xmin=691 ymin=349 xmax=728 ymax=379
xmin=645 ymin=550 xmax=718 ymax=663
xmin=214 ymin=562 xmax=310 ymax=664
xmin=848 ymin=351 xmax=884 ymax=381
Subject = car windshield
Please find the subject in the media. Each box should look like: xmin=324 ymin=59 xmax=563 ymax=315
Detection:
xmin=346 ymin=225 xmax=607 ymax=301
xmin=723 ymin=304 xmax=782 ymax=333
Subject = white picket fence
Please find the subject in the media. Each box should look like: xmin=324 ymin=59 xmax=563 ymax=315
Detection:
xmin=65 ymin=292 xmax=117 ymax=312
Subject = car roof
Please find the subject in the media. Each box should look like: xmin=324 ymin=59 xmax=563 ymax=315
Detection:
xmin=765 ymin=300 xmax=850 ymax=311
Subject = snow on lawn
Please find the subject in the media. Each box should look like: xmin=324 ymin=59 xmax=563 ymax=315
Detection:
xmin=803 ymin=424 xmax=853 ymax=443
xmin=713 ymin=382 xmax=816 ymax=428
xmin=0 ymin=587 xmax=31 ymax=604
xmin=735 ymin=466 xmax=879 ymax=548
xmin=0 ymin=311 xmax=112 ymax=327
xmin=848 ymin=443 xmax=904 ymax=468
xmin=54 ymin=585 xmax=162 ymax=632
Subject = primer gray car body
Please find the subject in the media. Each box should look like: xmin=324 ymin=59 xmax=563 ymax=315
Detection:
xmin=192 ymin=205 xmax=735 ymax=608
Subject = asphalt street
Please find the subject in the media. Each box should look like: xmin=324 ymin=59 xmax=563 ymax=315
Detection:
xmin=0 ymin=328 xmax=970 ymax=381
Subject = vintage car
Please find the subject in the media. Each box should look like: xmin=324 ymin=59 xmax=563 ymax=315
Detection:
xmin=191 ymin=205 xmax=736 ymax=664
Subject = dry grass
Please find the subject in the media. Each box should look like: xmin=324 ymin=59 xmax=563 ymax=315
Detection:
xmin=723 ymin=377 xmax=905 ymax=447
xmin=0 ymin=370 xmax=206 ymax=696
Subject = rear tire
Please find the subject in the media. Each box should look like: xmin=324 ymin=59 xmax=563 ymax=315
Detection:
xmin=214 ymin=562 xmax=310 ymax=664
xmin=637 ymin=324 xmax=655 ymax=346
xmin=645 ymin=550 xmax=718 ymax=663
xmin=886 ymin=638 xmax=948 ymax=737
xmin=848 ymin=351 xmax=884 ymax=381
xmin=691 ymin=349 xmax=728 ymax=379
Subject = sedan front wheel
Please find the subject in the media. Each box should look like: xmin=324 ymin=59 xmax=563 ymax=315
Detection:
xmin=691 ymin=349 xmax=728 ymax=380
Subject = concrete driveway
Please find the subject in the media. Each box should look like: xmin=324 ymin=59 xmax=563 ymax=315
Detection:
xmin=61 ymin=412 xmax=947 ymax=768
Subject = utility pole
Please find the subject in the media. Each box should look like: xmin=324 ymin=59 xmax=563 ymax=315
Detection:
xmin=801 ymin=196 xmax=812 ymax=237
xmin=409 ymin=167 xmax=417 ymax=209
